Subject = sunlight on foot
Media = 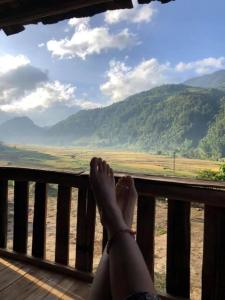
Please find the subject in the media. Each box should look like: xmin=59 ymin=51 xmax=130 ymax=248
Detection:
xmin=90 ymin=157 xmax=127 ymax=236
xmin=116 ymin=176 xmax=137 ymax=229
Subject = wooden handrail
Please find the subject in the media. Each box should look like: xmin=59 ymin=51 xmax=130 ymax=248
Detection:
xmin=0 ymin=166 xmax=225 ymax=299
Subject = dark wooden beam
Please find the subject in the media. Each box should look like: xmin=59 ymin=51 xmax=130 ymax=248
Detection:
xmin=0 ymin=0 xmax=118 ymax=27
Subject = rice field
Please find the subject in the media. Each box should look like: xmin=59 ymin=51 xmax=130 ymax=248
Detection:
xmin=0 ymin=144 xmax=221 ymax=179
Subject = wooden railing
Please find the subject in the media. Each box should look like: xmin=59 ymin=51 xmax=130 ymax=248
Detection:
xmin=0 ymin=167 xmax=225 ymax=300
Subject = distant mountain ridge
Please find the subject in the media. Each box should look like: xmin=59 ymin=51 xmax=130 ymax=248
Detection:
xmin=0 ymin=116 xmax=44 ymax=144
xmin=184 ymin=69 xmax=225 ymax=90
xmin=1 ymin=70 xmax=225 ymax=158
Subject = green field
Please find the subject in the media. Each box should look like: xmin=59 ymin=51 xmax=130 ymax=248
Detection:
xmin=0 ymin=144 xmax=221 ymax=178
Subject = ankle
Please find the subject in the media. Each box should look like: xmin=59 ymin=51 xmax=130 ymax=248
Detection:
xmin=106 ymin=210 xmax=129 ymax=239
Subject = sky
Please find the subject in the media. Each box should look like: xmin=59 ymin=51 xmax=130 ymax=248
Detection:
xmin=0 ymin=0 xmax=225 ymax=125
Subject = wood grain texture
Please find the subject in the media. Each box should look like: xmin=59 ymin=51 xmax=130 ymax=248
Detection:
xmin=166 ymin=200 xmax=190 ymax=298
xmin=76 ymin=188 xmax=96 ymax=272
xmin=0 ymin=180 xmax=8 ymax=248
xmin=13 ymin=181 xmax=29 ymax=254
xmin=202 ymin=205 xmax=225 ymax=300
xmin=32 ymin=182 xmax=47 ymax=259
xmin=55 ymin=185 xmax=72 ymax=265
xmin=136 ymin=195 xmax=155 ymax=278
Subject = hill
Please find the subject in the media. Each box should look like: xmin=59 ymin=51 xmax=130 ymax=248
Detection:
xmin=0 ymin=116 xmax=45 ymax=144
xmin=48 ymin=84 xmax=225 ymax=156
xmin=1 ymin=80 xmax=225 ymax=159
xmin=184 ymin=69 xmax=225 ymax=90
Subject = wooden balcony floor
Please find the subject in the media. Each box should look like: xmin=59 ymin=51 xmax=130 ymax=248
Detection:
xmin=0 ymin=257 xmax=91 ymax=299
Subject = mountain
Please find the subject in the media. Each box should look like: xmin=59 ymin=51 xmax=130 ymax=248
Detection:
xmin=184 ymin=70 xmax=225 ymax=90
xmin=0 ymin=116 xmax=45 ymax=144
xmin=1 ymin=80 xmax=225 ymax=159
xmin=47 ymin=84 xmax=225 ymax=156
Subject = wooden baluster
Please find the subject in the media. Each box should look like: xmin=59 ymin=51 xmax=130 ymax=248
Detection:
xmin=13 ymin=181 xmax=29 ymax=253
xmin=136 ymin=195 xmax=156 ymax=279
xmin=76 ymin=188 xmax=96 ymax=272
xmin=32 ymin=182 xmax=47 ymax=259
xmin=202 ymin=205 xmax=225 ymax=300
xmin=55 ymin=185 xmax=72 ymax=265
xmin=85 ymin=189 xmax=96 ymax=272
xmin=0 ymin=180 xmax=8 ymax=248
xmin=166 ymin=199 xmax=190 ymax=298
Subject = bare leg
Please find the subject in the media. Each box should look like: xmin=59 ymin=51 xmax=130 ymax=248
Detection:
xmin=90 ymin=158 xmax=156 ymax=300
xmin=90 ymin=174 xmax=137 ymax=300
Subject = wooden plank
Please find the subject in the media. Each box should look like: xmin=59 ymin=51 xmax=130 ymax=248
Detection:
xmin=0 ymin=249 xmax=93 ymax=282
xmin=0 ymin=180 xmax=8 ymax=248
xmin=202 ymin=205 xmax=225 ymax=300
xmin=0 ymin=167 xmax=225 ymax=206
xmin=166 ymin=200 xmax=190 ymax=298
xmin=13 ymin=181 xmax=29 ymax=254
xmin=136 ymin=195 xmax=155 ymax=278
xmin=0 ymin=259 xmax=31 ymax=292
xmin=76 ymin=188 xmax=96 ymax=272
xmin=32 ymin=182 xmax=47 ymax=259
xmin=85 ymin=189 xmax=96 ymax=272
xmin=134 ymin=178 xmax=225 ymax=207
xmin=0 ymin=167 xmax=86 ymax=188
xmin=76 ymin=187 xmax=87 ymax=271
xmin=0 ymin=265 xmax=48 ymax=300
xmin=0 ymin=0 xmax=114 ymax=26
xmin=55 ymin=185 xmax=72 ymax=265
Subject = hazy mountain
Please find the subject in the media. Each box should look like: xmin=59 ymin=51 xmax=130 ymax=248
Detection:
xmin=184 ymin=69 xmax=225 ymax=90
xmin=26 ymin=103 xmax=80 ymax=126
xmin=0 ymin=116 xmax=45 ymax=144
xmin=0 ymin=109 xmax=15 ymax=125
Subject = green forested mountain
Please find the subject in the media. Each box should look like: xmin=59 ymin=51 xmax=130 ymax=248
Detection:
xmin=1 ymin=76 xmax=225 ymax=159
xmin=184 ymin=70 xmax=225 ymax=90
xmin=48 ymin=84 xmax=225 ymax=157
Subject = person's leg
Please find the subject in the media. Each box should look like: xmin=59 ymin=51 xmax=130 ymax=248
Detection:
xmin=90 ymin=158 xmax=156 ymax=300
xmin=90 ymin=175 xmax=137 ymax=300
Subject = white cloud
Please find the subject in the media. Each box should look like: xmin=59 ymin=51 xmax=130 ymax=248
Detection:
xmin=105 ymin=2 xmax=156 ymax=24
xmin=100 ymin=58 xmax=170 ymax=102
xmin=47 ymin=19 xmax=138 ymax=60
xmin=0 ymin=54 xmax=29 ymax=74
xmin=175 ymin=57 xmax=225 ymax=75
xmin=0 ymin=54 xmax=100 ymax=112
xmin=1 ymin=81 xmax=75 ymax=111
xmin=38 ymin=43 xmax=45 ymax=48
xmin=68 ymin=17 xmax=90 ymax=28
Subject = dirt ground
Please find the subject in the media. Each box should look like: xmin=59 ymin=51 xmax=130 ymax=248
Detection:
xmin=6 ymin=186 xmax=203 ymax=300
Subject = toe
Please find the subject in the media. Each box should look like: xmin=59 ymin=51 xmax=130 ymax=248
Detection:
xmin=102 ymin=160 xmax=107 ymax=173
xmin=90 ymin=157 xmax=98 ymax=176
xmin=109 ymin=167 xmax=114 ymax=177
xmin=97 ymin=158 xmax=103 ymax=172
xmin=106 ymin=163 xmax=111 ymax=175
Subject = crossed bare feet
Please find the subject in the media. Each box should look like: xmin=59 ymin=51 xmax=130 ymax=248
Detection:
xmin=90 ymin=157 xmax=137 ymax=237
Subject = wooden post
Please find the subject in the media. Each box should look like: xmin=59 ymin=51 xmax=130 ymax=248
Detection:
xmin=166 ymin=199 xmax=190 ymax=298
xmin=202 ymin=205 xmax=225 ymax=300
xmin=55 ymin=185 xmax=72 ymax=265
xmin=76 ymin=188 xmax=96 ymax=272
xmin=136 ymin=195 xmax=156 ymax=279
xmin=0 ymin=180 xmax=8 ymax=248
xmin=32 ymin=182 xmax=47 ymax=259
xmin=13 ymin=181 xmax=29 ymax=253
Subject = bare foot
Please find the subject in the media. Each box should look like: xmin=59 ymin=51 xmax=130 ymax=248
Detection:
xmin=90 ymin=157 xmax=128 ymax=236
xmin=116 ymin=176 xmax=137 ymax=229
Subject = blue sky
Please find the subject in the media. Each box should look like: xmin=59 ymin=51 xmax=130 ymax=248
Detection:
xmin=0 ymin=0 xmax=225 ymax=125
